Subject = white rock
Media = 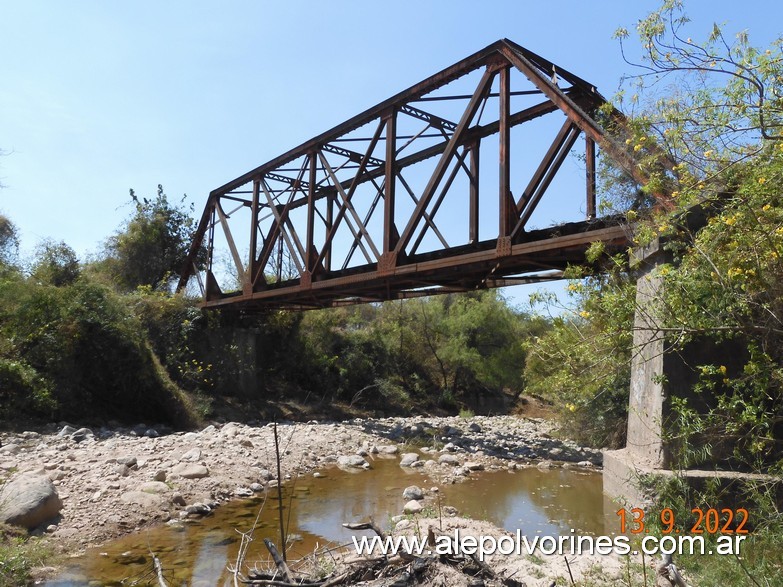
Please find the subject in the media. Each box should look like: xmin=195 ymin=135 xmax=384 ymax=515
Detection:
xmin=438 ymin=454 xmax=459 ymax=466
xmin=403 ymin=500 xmax=423 ymax=514
xmin=399 ymin=453 xmax=419 ymax=467
xmin=0 ymin=444 xmax=20 ymax=455
xmin=179 ymin=448 xmax=202 ymax=462
xmin=172 ymin=463 xmax=209 ymax=479
xmin=337 ymin=455 xmax=369 ymax=469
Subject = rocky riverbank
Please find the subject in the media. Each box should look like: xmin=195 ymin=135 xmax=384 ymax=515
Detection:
xmin=0 ymin=416 xmax=603 ymax=570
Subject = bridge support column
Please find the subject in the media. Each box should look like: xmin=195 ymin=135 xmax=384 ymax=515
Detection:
xmin=603 ymin=238 xmax=758 ymax=506
xmin=625 ymin=238 xmax=671 ymax=469
xmin=603 ymin=238 xmax=670 ymax=504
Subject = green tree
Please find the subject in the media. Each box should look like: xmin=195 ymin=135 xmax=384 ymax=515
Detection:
xmin=30 ymin=239 xmax=80 ymax=286
xmin=101 ymin=185 xmax=199 ymax=292
xmin=0 ymin=214 xmax=19 ymax=269
xmin=525 ymin=260 xmax=635 ymax=447
xmin=528 ymin=2 xmax=783 ymax=459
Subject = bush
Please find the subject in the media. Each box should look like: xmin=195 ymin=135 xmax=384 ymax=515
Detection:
xmin=525 ymin=265 xmax=635 ymax=448
xmin=0 ymin=358 xmax=53 ymax=420
xmin=0 ymin=275 xmax=196 ymax=426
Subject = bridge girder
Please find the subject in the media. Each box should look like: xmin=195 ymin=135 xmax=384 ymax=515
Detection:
xmin=178 ymin=39 xmax=645 ymax=311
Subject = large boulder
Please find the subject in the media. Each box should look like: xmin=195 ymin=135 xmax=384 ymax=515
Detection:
xmin=0 ymin=474 xmax=63 ymax=530
xmin=402 ymin=485 xmax=424 ymax=501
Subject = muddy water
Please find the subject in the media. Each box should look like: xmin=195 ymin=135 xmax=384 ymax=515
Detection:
xmin=47 ymin=458 xmax=613 ymax=586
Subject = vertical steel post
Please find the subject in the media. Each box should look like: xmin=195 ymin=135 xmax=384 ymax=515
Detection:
xmin=306 ymin=152 xmax=317 ymax=273
xmin=248 ymin=179 xmax=260 ymax=291
xmin=383 ymin=109 xmax=397 ymax=254
xmin=325 ymin=193 xmax=333 ymax=272
xmin=469 ymin=140 xmax=480 ymax=244
xmin=207 ymin=206 xmax=215 ymax=273
xmin=499 ymin=66 xmax=511 ymax=237
xmin=586 ymin=137 xmax=596 ymax=219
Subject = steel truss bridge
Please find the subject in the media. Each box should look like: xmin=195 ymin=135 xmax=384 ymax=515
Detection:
xmin=178 ymin=39 xmax=647 ymax=310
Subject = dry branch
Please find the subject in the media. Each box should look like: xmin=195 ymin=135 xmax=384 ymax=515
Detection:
xmin=264 ymin=538 xmax=294 ymax=583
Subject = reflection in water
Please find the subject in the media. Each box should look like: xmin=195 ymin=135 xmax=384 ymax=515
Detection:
xmin=442 ymin=467 xmax=612 ymax=537
xmin=46 ymin=459 xmax=612 ymax=586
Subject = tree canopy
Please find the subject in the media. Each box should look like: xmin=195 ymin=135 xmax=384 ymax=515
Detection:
xmin=100 ymin=185 xmax=199 ymax=292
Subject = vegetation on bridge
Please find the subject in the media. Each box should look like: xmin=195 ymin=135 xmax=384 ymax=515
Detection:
xmin=525 ymin=1 xmax=783 ymax=581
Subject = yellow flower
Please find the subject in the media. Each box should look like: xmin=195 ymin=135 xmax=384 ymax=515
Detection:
xmin=671 ymin=191 xmax=680 ymax=198
xmin=634 ymin=144 xmax=643 ymax=152
xmin=625 ymin=138 xmax=633 ymax=145
xmin=724 ymin=216 xmax=737 ymax=226
xmin=759 ymin=177 xmax=766 ymax=185
xmin=719 ymin=365 xmax=727 ymax=375
xmin=565 ymin=403 xmax=577 ymax=412
xmin=697 ymin=183 xmax=705 ymax=189
xmin=579 ymin=310 xmax=591 ymax=319
xmin=763 ymin=204 xmax=772 ymax=211
xmin=703 ymin=150 xmax=714 ymax=158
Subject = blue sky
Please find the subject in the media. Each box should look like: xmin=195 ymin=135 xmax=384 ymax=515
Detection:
xmin=1 ymin=1 xmax=780 ymax=308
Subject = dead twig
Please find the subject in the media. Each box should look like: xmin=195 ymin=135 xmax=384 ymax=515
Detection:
xmin=273 ymin=421 xmax=287 ymax=562
xmin=151 ymin=552 xmax=168 ymax=587
xmin=564 ymin=555 xmax=576 ymax=585
xmin=264 ymin=538 xmax=294 ymax=584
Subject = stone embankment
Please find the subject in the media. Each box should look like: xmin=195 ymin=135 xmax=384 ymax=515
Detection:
xmin=0 ymin=415 xmax=600 ymax=552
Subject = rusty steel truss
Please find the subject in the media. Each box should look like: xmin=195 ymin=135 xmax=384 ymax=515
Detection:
xmin=178 ymin=39 xmax=642 ymax=310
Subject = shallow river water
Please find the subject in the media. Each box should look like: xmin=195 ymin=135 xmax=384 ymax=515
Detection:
xmin=47 ymin=457 xmax=614 ymax=586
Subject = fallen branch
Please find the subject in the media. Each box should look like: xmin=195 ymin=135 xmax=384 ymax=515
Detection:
xmin=151 ymin=552 xmax=168 ymax=587
xmin=264 ymin=538 xmax=293 ymax=583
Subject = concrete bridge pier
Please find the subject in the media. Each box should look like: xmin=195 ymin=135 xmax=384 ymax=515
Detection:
xmin=603 ymin=238 xmax=672 ymax=504
xmin=602 ymin=238 xmax=769 ymax=506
